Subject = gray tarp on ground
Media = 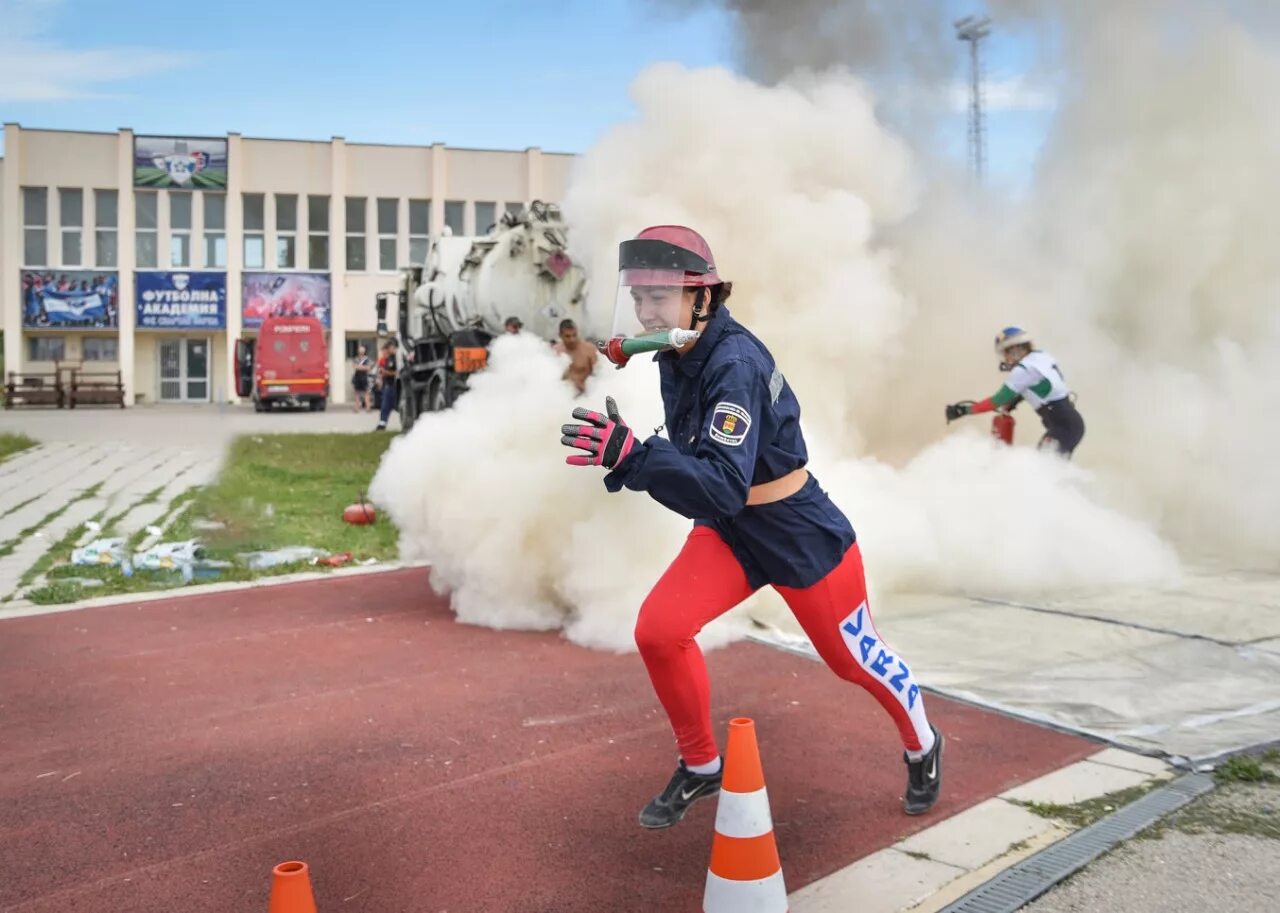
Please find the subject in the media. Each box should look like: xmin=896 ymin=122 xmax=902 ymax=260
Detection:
xmin=750 ymin=567 xmax=1280 ymax=764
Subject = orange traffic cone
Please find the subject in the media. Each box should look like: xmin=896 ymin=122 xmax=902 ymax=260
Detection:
xmin=703 ymin=717 xmax=788 ymax=913
xmin=268 ymin=860 xmax=317 ymax=913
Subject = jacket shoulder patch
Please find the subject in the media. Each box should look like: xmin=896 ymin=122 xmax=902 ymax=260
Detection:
xmin=709 ymin=402 xmax=751 ymax=446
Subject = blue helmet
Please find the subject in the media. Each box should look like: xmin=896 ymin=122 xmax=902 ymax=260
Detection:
xmin=994 ymin=326 xmax=1032 ymax=353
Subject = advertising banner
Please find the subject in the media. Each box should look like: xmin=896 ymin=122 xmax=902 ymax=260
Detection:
xmin=136 ymin=271 xmax=227 ymax=329
xmin=242 ymin=272 xmax=331 ymax=328
xmin=134 ymin=135 xmax=228 ymax=189
xmin=21 ymin=270 xmax=119 ymax=328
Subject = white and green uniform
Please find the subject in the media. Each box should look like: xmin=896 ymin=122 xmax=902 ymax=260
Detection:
xmin=976 ymin=348 xmax=1084 ymax=456
xmin=996 ymin=350 xmax=1070 ymax=410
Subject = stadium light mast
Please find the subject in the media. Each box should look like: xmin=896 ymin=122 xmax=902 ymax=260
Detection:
xmin=954 ymin=14 xmax=993 ymax=184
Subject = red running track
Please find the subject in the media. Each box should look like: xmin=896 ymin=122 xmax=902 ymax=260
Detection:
xmin=0 ymin=569 xmax=1097 ymax=913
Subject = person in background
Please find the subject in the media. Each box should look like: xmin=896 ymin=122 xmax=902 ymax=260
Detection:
xmin=945 ymin=326 xmax=1085 ymax=458
xmin=351 ymin=345 xmax=373 ymax=412
xmin=552 ymin=318 xmax=598 ymax=395
xmin=375 ymin=339 xmax=400 ymax=431
xmin=504 ymin=316 xmax=523 ymax=334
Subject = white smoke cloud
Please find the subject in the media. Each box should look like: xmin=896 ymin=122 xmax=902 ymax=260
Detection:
xmin=369 ymin=40 xmax=1212 ymax=649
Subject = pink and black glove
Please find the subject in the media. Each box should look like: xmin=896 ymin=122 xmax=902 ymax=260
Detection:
xmin=561 ymin=396 xmax=636 ymax=468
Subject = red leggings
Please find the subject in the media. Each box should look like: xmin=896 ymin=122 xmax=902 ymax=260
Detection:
xmin=634 ymin=526 xmax=932 ymax=766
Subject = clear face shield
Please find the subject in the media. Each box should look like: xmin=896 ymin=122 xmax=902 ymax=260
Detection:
xmin=601 ymin=238 xmax=713 ymax=367
xmin=613 ymin=282 xmax=686 ymax=339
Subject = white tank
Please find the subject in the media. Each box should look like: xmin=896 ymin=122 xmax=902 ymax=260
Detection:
xmin=412 ymin=201 xmax=589 ymax=340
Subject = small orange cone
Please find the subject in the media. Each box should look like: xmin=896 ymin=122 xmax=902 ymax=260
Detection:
xmin=268 ymin=860 xmax=317 ymax=913
xmin=703 ymin=717 xmax=788 ymax=912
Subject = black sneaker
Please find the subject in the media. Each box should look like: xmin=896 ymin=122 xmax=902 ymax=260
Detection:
xmin=638 ymin=760 xmax=722 ymax=829
xmin=903 ymin=725 xmax=943 ymax=815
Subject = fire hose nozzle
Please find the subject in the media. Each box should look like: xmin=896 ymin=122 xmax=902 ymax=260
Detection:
xmin=600 ymin=329 xmax=701 ymax=367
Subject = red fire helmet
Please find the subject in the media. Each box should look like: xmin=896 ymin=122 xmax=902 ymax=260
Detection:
xmin=618 ymin=225 xmax=721 ymax=288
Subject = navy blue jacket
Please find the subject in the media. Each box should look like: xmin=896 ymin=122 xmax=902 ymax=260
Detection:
xmin=604 ymin=305 xmax=854 ymax=590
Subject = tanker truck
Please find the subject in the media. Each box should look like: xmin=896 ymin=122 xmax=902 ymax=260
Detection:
xmin=375 ymin=200 xmax=589 ymax=431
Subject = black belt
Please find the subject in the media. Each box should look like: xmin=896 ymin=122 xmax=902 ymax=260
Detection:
xmin=1036 ymin=397 xmax=1074 ymax=417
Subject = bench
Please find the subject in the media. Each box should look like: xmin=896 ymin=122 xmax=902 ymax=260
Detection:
xmin=4 ymin=368 xmax=65 ymax=409
xmin=67 ymin=367 xmax=126 ymax=408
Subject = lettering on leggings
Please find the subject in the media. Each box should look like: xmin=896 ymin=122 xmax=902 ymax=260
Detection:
xmin=840 ymin=603 xmax=920 ymax=710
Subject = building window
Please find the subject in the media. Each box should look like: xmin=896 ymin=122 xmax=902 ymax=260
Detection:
xmin=276 ymin=193 xmax=298 ymax=269
xmin=170 ymin=192 xmax=192 ymax=267
xmin=95 ymin=190 xmax=118 ymax=267
xmin=345 ymin=196 xmax=367 ymax=271
xmin=23 ymin=187 xmax=48 ymax=265
xmin=308 ymin=195 xmax=329 ymax=270
xmin=59 ymin=188 xmax=84 ymax=266
xmin=243 ymin=193 xmax=265 ymax=269
xmin=345 ymin=336 xmax=377 ymax=360
xmin=27 ymin=336 xmax=66 ymax=362
xmin=505 ymin=201 xmax=524 ymax=218
xmin=204 ymin=194 xmax=226 ymax=267
xmin=376 ymin=198 xmax=398 ymax=271
xmin=444 ymin=200 xmax=465 ymax=236
xmin=474 ymin=201 xmax=496 ymax=235
xmin=408 ymin=199 xmax=431 ymax=265
xmin=135 ymin=191 xmax=158 ymax=268
xmin=82 ymin=338 xmax=119 ymax=362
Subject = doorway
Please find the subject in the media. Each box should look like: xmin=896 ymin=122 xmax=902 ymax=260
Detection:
xmin=157 ymin=338 xmax=210 ymax=402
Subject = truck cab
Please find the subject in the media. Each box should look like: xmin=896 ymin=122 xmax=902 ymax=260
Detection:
xmin=235 ymin=315 xmax=329 ymax=411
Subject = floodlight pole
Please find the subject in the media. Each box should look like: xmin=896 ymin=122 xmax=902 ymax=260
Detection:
xmin=954 ymin=15 xmax=992 ymax=184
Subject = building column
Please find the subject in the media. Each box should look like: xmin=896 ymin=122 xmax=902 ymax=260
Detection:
xmin=525 ymin=146 xmax=544 ymax=204
xmin=117 ymin=128 xmax=137 ymax=405
xmin=329 ymin=137 xmax=347 ymax=405
xmin=2 ymin=124 xmax=23 ymax=377
xmin=430 ymin=143 xmax=447 ymax=236
xmin=225 ymin=132 xmax=243 ymax=403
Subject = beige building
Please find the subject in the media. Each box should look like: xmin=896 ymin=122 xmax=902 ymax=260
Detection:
xmin=0 ymin=123 xmax=576 ymax=405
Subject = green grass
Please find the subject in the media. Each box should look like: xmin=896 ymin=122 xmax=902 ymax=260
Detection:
xmin=1016 ymin=780 xmax=1163 ymax=829
xmin=0 ymin=433 xmax=38 ymax=463
xmin=133 ymin=168 xmax=227 ymax=190
xmin=163 ymin=432 xmax=398 ymax=560
xmin=18 ymin=484 xmax=104 ymax=588
xmin=1214 ymin=753 xmax=1280 ymax=785
xmin=0 ymin=497 xmax=80 ymax=561
xmin=1138 ymin=751 xmax=1280 ymax=842
xmin=24 ymin=432 xmax=399 ymax=605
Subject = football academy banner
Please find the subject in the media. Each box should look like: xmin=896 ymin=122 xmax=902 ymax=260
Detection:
xmin=22 ymin=270 xmax=119 ymax=329
xmin=134 ymin=135 xmax=228 ymax=190
xmin=241 ymin=272 xmax=331 ymax=328
xmin=136 ymin=272 xmax=227 ymax=329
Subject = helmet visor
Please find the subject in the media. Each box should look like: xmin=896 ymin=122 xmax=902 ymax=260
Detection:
xmin=612 ymin=275 xmax=689 ymax=340
xmin=611 ymin=238 xmax=714 ymax=339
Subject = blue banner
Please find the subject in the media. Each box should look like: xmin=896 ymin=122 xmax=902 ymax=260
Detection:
xmin=22 ymin=270 xmax=119 ymax=328
xmin=136 ymin=271 xmax=227 ymax=329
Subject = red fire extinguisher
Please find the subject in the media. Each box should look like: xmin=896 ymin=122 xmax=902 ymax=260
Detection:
xmin=991 ymin=411 xmax=1015 ymax=446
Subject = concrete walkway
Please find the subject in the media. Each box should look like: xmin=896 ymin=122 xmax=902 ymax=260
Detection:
xmin=0 ymin=404 xmax=391 ymax=602
xmin=753 ymin=567 xmax=1280 ymax=765
xmin=1 ymin=402 xmax=396 ymax=447
xmin=0 ymin=440 xmax=220 ymax=601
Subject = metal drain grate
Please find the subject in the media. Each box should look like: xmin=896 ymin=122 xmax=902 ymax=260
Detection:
xmin=936 ymin=773 xmax=1216 ymax=913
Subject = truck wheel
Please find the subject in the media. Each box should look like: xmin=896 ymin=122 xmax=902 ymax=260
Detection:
xmin=429 ymin=377 xmax=448 ymax=413
xmin=401 ymin=387 xmax=419 ymax=432
xmin=254 ymin=397 xmax=267 ymax=413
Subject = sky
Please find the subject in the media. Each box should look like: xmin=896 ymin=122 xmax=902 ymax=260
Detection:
xmin=0 ymin=0 xmax=1055 ymax=192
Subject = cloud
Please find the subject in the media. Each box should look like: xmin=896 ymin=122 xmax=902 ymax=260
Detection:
xmin=0 ymin=0 xmax=191 ymax=102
